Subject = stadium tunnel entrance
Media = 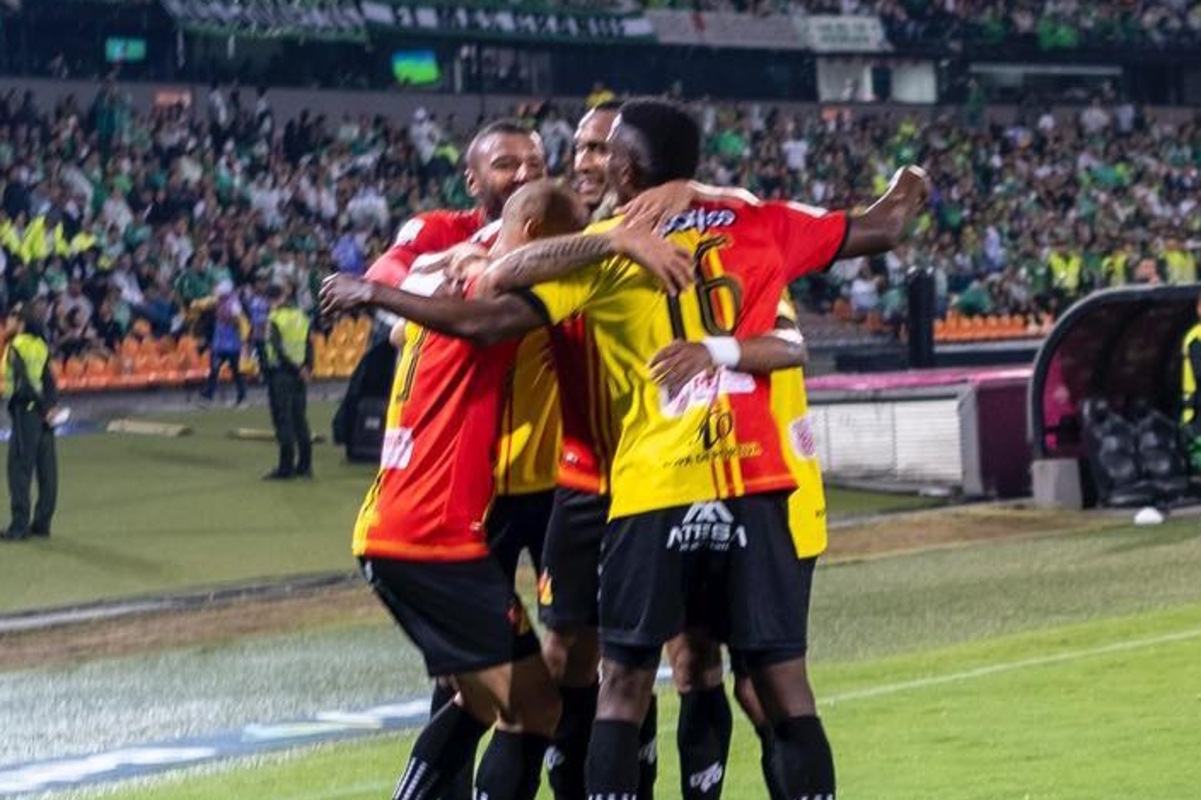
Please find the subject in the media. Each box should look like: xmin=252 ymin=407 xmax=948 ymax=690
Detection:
xmin=1030 ymin=285 xmax=1201 ymax=506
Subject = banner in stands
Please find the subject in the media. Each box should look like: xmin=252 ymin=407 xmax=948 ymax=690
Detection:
xmin=795 ymin=14 xmax=890 ymax=53
xmin=361 ymin=1 xmax=655 ymax=44
xmin=161 ymin=0 xmax=368 ymax=42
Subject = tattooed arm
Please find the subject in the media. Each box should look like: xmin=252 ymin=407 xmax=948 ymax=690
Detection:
xmin=320 ymin=273 xmax=544 ymax=347
xmin=475 ymin=224 xmax=692 ymax=298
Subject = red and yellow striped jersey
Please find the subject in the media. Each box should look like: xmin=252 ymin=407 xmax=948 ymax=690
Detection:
xmin=773 ymin=296 xmax=828 ymax=558
xmin=548 ymin=315 xmax=617 ymax=495
xmin=353 ymin=282 xmax=520 ymax=562
xmin=525 ymin=202 xmax=847 ymax=519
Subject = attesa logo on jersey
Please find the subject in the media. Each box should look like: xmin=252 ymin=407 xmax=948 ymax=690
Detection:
xmin=666 ymin=502 xmax=747 ymax=552
xmin=662 ymin=208 xmax=737 ymax=235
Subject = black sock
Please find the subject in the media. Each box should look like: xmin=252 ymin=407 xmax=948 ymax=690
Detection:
xmin=429 ymin=682 xmax=473 ymax=800
xmin=392 ymin=702 xmax=488 ymax=800
xmin=548 ymin=684 xmax=598 ymax=800
xmin=476 ymin=730 xmax=551 ymax=800
xmin=677 ymin=685 xmax=732 ymax=799
xmin=585 ymin=719 xmax=641 ymax=799
xmin=771 ymin=715 xmax=836 ymax=800
xmin=637 ymin=694 xmax=659 ymax=800
xmin=755 ymin=724 xmax=787 ymax=800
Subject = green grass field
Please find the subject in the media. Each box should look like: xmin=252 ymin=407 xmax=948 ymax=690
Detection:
xmin=65 ymin=600 xmax=1201 ymax=800
xmin=7 ymin=403 xmax=1201 ymax=799
xmin=0 ymin=404 xmax=937 ymax=614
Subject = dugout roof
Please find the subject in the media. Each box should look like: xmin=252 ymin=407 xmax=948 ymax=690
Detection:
xmin=1030 ymin=285 xmax=1201 ymax=459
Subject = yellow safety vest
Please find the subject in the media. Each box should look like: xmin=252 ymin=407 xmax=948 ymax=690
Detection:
xmin=1181 ymin=323 xmax=1201 ymax=423
xmin=1049 ymin=251 xmax=1082 ymax=292
xmin=266 ymin=307 xmax=309 ymax=369
xmin=3 ymin=333 xmax=49 ymax=400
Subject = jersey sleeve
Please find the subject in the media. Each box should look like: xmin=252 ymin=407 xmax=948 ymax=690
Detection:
xmin=364 ymin=215 xmax=451 ymax=288
xmin=523 ymin=258 xmax=615 ymax=326
xmin=763 ymin=202 xmax=850 ymax=281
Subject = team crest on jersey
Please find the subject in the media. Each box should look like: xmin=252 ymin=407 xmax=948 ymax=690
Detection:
xmin=661 ymin=208 xmax=737 ymax=235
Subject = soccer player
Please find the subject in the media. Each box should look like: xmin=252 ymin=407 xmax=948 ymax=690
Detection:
xmin=361 ymin=119 xmax=551 ymax=800
xmin=652 ymin=164 xmax=931 ymax=800
xmin=345 ymin=180 xmax=585 ymax=800
xmin=321 ymin=98 xmax=873 ymax=799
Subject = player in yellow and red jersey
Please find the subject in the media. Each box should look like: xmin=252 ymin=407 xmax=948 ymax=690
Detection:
xmin=358 ymin=120 xmax=561 ymax=800
xmin=340 ymin=181 xmax=589 ymax=800
xmin=321 ymin=99 xmax=848 ymax=800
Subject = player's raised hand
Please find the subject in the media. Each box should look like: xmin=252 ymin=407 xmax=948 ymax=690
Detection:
xmin=611 ymin=219 xmax=693 ymax=295
xmin=320 ymin=273 xmax=374 ymax=318
xmin=649 ymin=340 xmax=715 ymax=399
xmin=888 ymin=165 xmax=932 ymax=206
xmin=615 ymin=179 xmax=696 ymax=232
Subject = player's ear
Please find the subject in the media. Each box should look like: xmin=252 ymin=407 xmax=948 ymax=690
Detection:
xmin=464 ymin=166 xmax=480 ymax=199
xmin=523 ymin=217 xmax=541 ymax=241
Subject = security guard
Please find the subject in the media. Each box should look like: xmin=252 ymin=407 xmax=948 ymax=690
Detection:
xmin=2 ymin=305 xmax=58 ymax=540
xmin=1181 ymin=294 xmax=1201 ymax=471
xmin=263 ymin=284 xmax=313 ymax=480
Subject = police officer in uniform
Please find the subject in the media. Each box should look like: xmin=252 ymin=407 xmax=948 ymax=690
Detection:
xmin=263 ymin=284 xmax=314 ymax=480
xmin=1180 ymin=294 xmax=1201 ymax=471
xmin=2 ymin=304 xmax=58 ymax=540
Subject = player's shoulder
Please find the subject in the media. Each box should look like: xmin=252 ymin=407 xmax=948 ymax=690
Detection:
xmin=583 ymin=217 xmax=622 ymax=235
xmin=394 ymin=208 xmax=483 ymax=246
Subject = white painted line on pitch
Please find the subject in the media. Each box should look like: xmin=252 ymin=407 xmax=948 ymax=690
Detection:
xmin=824 ymin=624 xmax=1201 ymax=705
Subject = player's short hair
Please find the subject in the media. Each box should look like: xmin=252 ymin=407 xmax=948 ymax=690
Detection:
xmin=615 ymin=98 xmax=700 ymax=187
xmin=467 ymin=118 xmax=533 ymax=165
xmin=503 ymin=179 xmax=589 ymax=238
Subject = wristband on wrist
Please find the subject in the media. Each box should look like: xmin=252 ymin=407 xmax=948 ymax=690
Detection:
xmin=701 ymin=336 xmax=741 ymax=368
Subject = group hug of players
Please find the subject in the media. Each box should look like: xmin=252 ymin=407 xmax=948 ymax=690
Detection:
xmin=319 ymin=98 xmax=930 ymax=800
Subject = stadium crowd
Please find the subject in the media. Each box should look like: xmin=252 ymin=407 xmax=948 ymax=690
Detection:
xmin=0 ymin=80 xmax=1198 ymax=362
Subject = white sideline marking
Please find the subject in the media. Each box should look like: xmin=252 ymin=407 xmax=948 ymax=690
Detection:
xmin=824 ymin=624 xmax=1201 ymax=705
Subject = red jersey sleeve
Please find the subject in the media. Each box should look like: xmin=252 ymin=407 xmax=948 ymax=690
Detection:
xmin=364 ymin=214 xmax=457 ymax=288
xmin=763 ymin=202 xmax=850 ymax=281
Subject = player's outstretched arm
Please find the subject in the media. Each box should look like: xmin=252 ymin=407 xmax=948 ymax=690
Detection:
xmin=649 ymin=332 xmax=808 ymax=399
xmin=320 ymin=273 xmax=542 ymax=347
xmin=477 ymin=223 xmax=693 ymax=297
xmin=838 ymin=165 xmax=931 ymax=258
xmin=616 ymin=180 xmax=760 ymax=230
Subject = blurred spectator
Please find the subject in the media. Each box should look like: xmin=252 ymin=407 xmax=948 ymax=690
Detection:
xmin=200 ymin=280 xmax=248 ymax=407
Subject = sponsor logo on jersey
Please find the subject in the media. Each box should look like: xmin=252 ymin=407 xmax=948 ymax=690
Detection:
xmin=381 ymin=428 xmax=414 ymax=470
xmin=667 ymin=502 xmax=747 ymax=552
xmin=662 ymin=208 xmax=737 ymax=235
xmin=659 ymin=368 xmax=755 ymax=418
xmin=789 ymin=414 xmax=818 ymax=459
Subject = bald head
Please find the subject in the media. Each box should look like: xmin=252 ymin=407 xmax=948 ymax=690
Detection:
xmin=495 ymin=179 xmax=589 ymax=254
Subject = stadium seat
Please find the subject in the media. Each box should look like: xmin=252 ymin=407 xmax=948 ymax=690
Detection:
xmin=1082 ymin=398 xmax=1157 ymax=507
xmin=1129 ymin=399 xmax=1194 ymax=502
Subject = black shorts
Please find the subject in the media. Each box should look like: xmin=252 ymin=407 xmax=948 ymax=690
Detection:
xmin=538 ymin=488 xmax=610 ymax=630
xmin=360 ymin=555 xmax=541 ymax=678
xmin=486 ymin=490 xmax=554 ymax=585
xmin=599 ymin=493 xmax=812 ymax=664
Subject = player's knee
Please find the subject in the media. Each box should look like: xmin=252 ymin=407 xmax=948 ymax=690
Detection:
xmin=668 ymin=636 xmax=723 ymax=693
xmin=733 ymin=674 xmax=767 ymax=728
xmin=542 ymin=630 xmax=573 ymax=683
xmin=597 ymin=659 xmax=656 ymax=723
